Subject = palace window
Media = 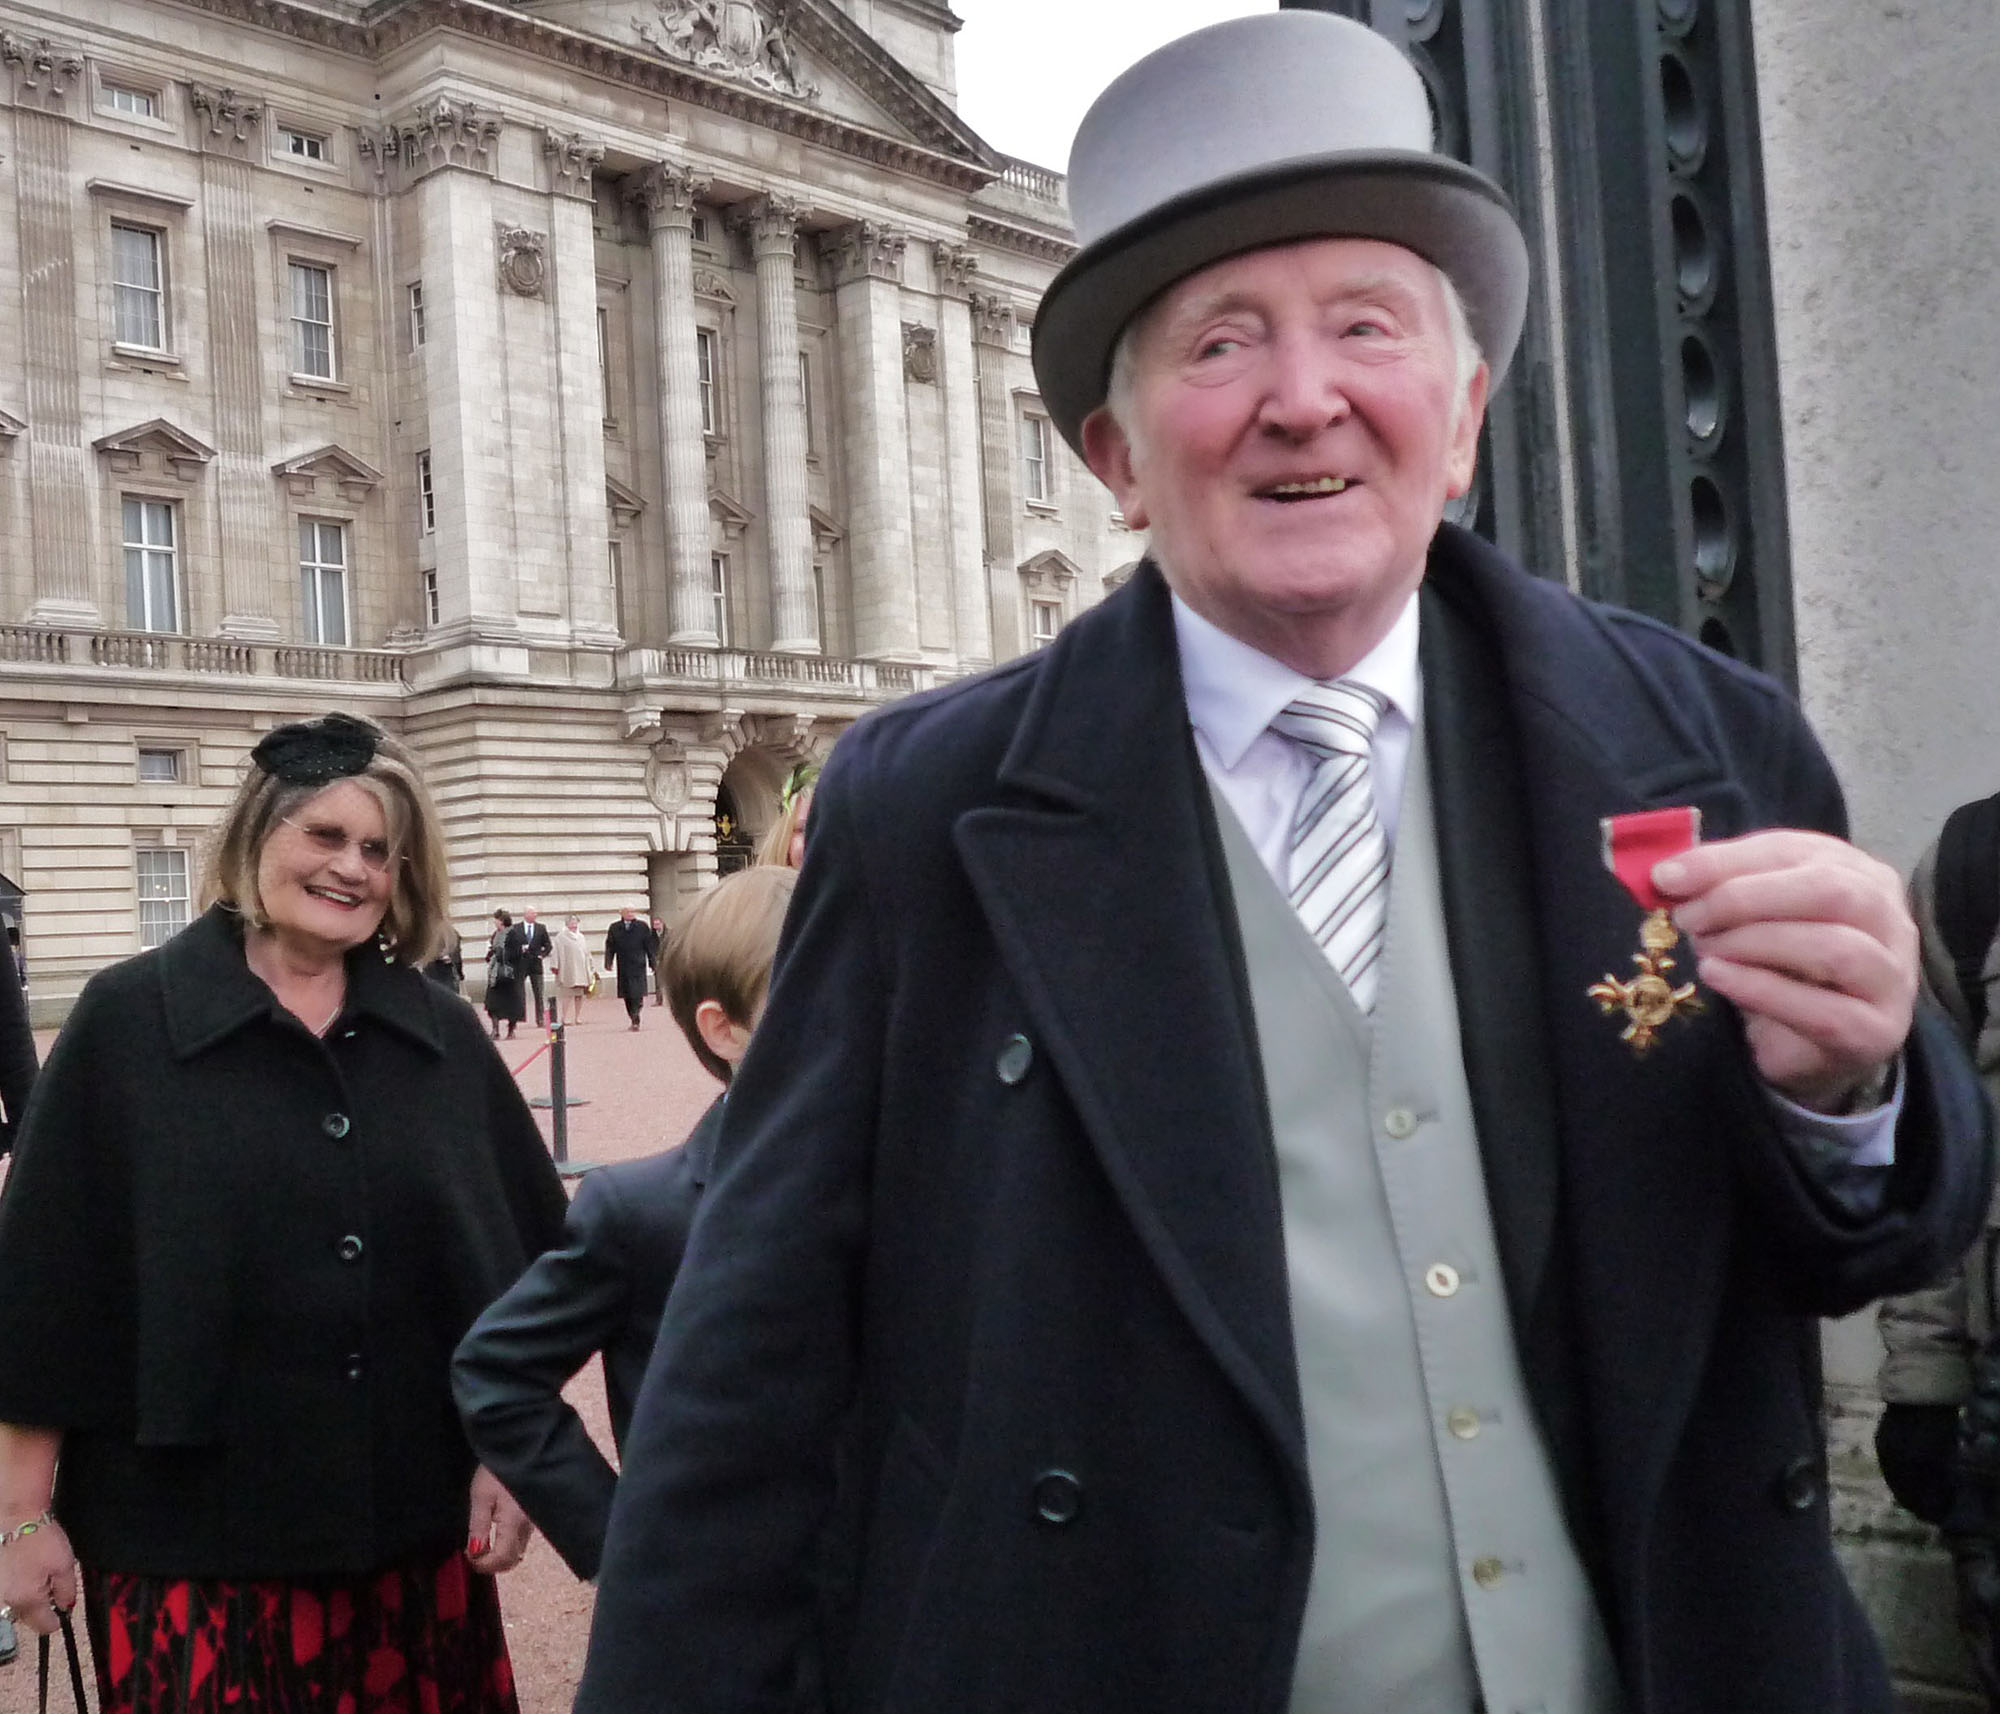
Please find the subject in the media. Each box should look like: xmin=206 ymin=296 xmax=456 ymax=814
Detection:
xmin=136 ymin=848 xmax=191 ymax=950
xmin=1030 ymin=599 xmax=1062 ymax=648
xmin=1019 ymin=411 xmax=1052 ymax=505
xmin=122 ymin=497 xmax=178 ymax=632
xmin=289 ymin=261 xmax=335 ymax=379
xmin=710 ymin=553 xmax=731 ymax=646
xmin=696 ymin=328 xmax=719 ymax=435
xmin=800 ymin=350 xmax=816 ymax=454
xmin=299 ymin=518 xmax=348 ymax=646
xmin=106 ymin=83 xmax=157 ymax=118
xmin=282 ymin=129 xmax=328 ymax=162
xmin=408 ymin=281 xmax=427 ymax=349
xmin=136 ymin=747 xmax=184 ymax=784
xmin=423 ymin=567 xmax=440 ymax=628
xmin=111 ymin=224 xmax=165 ymax=350
xmin=417 ymin=450 xmax=436 ymax=534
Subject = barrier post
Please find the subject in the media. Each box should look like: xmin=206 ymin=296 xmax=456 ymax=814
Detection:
xmin=549 ymin=1021 xmax=569 ymax=1166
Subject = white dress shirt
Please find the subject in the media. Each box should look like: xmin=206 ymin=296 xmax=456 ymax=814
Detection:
xmin=1170 ymin=588 xmax=1899 ymax=1167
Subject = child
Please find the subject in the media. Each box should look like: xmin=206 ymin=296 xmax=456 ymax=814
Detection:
xmin=451 ymin=864 xmax=796 ymax=1579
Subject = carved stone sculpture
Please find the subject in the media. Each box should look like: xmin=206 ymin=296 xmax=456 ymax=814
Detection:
xmin=496 ymin=226 xmax=548 ymax=298
xmin=902 ymin=323 xmax=938 ymax=384
xmin=631 ymin=0 xmax=818 ymax=101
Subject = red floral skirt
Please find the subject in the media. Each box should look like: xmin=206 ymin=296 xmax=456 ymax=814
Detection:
xmin=81 ymin=1547 xmax=518 ymax=1714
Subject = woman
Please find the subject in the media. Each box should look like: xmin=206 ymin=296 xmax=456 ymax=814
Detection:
xmin=756 ymin=760 xmax=819 ymax=869
xmin=0 ymin=713 xmax=567 ymax=1714
xmin=550 ymin=914 xmax=592 ymax=1027
xmin=484 ymin=908 xmax=525 ymax=1040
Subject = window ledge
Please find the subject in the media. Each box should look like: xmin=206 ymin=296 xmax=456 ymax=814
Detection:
xmin=110 ymin=343 xmax=182 ymax=368
xmin=1024 ymin=499 xmax=1059 ymax=516
xmin=288 ymin=373 xmax=351 ymax=395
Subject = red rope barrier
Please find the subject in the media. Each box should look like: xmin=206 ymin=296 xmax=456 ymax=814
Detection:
xmin=508 ymin=1037 xmax=553 ymax=1078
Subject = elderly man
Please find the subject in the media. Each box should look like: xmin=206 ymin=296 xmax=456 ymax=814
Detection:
xmin=578 ymin=15 xmax=1990 ymax=1714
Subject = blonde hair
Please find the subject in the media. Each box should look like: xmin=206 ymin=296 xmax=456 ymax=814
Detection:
xmin=200 ymin=717 xmax=453 ymax=964
xmin=663 ymin=865 xmax=797 ymax=1080
xmin=756 ymin=787 xmax=814 ymax=869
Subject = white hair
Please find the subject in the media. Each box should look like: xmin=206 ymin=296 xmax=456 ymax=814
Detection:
xmin=1102 ymin=259 xmax=1485 ymax=435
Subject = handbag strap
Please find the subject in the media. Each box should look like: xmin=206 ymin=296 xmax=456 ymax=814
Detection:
xmin=38 ymin=1611 xmax=89 ymax=1714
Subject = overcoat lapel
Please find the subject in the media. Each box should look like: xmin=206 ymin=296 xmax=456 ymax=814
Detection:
xmin=953 ymin=566 xmax=1306 ymax=1478
xmin=1423 ymin=527 xmax=1766 ymax=1565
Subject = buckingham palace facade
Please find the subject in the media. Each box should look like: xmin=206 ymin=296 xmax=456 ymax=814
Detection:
xmin=0 ymin=0 xmax=1134 ymax=1014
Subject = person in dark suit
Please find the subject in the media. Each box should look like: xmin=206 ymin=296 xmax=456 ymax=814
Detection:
xmin=452 ymin=866 xmax=796 ymax=1579
xmin=576 ymin=17 xmax=1992 ymax=1714
xmin=0 ymin=919 xmax=34 ymax=1158
xmin=602 ymin=908 xmax=658 ymax=1032
xmin=505 ymin=908 xmax=554 ymax=1027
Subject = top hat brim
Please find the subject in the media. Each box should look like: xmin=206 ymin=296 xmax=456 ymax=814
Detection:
xmin=1030 ymin=152 xmax=1531 ymax=458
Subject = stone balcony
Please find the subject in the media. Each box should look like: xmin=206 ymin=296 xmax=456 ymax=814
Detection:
xmin=0 ymin=623 xmax=408 ymax=687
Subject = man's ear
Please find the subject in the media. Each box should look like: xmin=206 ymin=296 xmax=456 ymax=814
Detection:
xmin=1444 ymin=363 xmax=1491 ymax=499
xmin=694 ymin=998 xmax=752 ymax=1067
xmin=1081 ymin=406 xmax=1148 ymax=531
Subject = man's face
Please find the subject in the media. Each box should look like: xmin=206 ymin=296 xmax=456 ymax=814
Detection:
xmin=524 ymin=909 xmax=536 ymax=924
xmin=1081 ymin=237 xmax=1487 ymax=676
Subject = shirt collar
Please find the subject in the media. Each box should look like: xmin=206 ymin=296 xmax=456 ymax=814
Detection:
xmin=1172 ymin=588 xmax=1422 ymax=768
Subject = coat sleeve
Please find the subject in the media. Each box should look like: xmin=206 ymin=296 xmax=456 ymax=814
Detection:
xmin=453 ymin=1172 xmax=629 ymax=1580
xmin=0 ymin=938 xmax=35 ymax=1154
xmin=579 ymin=741 xmax=886 ymax=1714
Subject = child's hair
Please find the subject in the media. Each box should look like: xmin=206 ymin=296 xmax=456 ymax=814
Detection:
xmin=663 ymin=865 xmax=798 ymax=1081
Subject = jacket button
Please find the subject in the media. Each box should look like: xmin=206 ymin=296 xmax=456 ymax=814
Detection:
xmin=1032 ymin=1469 xmax=1082 ymax=1525
xmin=1775 ymin=1455 xmax=1821 ymax=1512
xmin=322 ymin=1112 xmax=351 ymax=1140
xmin=336 ymin=1234 xmax=365 ymax=1264
xmin=1384 ymin=1106 xmax=1417 ymax=1139
xmin=1424 ymin=1263 xmax=1461 ymax=1298
xmin=344 ymin=1353 xmax=365 ymax=1383
xmin=996 ymin=1034 xmax=1034 ymax=1085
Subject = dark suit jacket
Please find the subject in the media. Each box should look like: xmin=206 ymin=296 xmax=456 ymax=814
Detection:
xmin=0 ymin=934 xmax=34 ymax=1154
xmin=506 ymin=920 xmax=553 ymax=973
xmin=453 ymin=1097 xmax=723 ymax=1579
xmin=579 ymin=529 xmax=1993 ymax=1714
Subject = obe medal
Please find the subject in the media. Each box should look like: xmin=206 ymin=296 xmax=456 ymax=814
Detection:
xmin=1588 ymin=807 xmax=1706 ymax=1055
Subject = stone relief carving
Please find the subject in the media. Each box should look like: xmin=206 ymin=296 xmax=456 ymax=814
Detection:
xmin=360 ymin=96 xmax=501 ymax=182
xmin=631 ymin=0 xmax=817 ymax=102
xmin=826 ymin=221 xmax=906 ymax=287
xmin=902 ymin=323 xmax=937 ymax=384
xmin=627 ymin=161 xmax=709 ymax=230
xmin=543 ymin=129 xmax=606 ymax=197
xmin=647 ymin=744 xmax=693 ymax=812
xmin=0 ymin=33 xmax=84 ymax=104
xmin=692 ymin=268 xmax=735 ymax=302
xmin=969 ymin=291 xmax=1017 ymax=350
xmin=932 ymin=241 xmax=979 ymax=298
xmin=496 ymin=226 xmax=548 ymax=298
xmin=188 ymin=84 xmax=264 ymax=147
xmin=729 ymin=194 xmax=804 ymax=260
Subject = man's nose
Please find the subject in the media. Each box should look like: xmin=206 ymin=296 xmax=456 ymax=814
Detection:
xmin=1257 ymin=335 xmax=1350 ymax=438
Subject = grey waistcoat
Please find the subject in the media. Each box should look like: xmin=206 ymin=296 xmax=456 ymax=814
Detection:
xmin=1209 ymin=738 xmax=1620 ymax=1714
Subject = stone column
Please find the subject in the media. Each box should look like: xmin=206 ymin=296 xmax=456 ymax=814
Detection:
xmin=732 ymin=195 xmax=817 ymax=654
xmin=971 ymin=292 xmax=1021 ymax=659
xmin=632 ymin=161 xmax=714 ymax=645
xmin=190 ymin=84 xmax=279 ymax=639
xmin=934 ymin=243 xmax=991 ymax=668
xmin=545 ymin=131 xmax=619 ymax=648
xmin=5 ymin=33 xmax=94 ymax=625
xmin=829 ymin=222 xmax=917 ymax=660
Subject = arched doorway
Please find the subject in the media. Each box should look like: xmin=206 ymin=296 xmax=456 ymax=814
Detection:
xmin=714 ymin=748 xmax=787 ymax=876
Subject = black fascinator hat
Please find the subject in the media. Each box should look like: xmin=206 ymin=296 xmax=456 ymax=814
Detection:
xmin=250 ymin=713 xmax=382 ymax=788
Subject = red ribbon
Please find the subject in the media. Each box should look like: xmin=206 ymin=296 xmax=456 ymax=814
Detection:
xmin=1600 ymin=807 xmax=1702 ymax=912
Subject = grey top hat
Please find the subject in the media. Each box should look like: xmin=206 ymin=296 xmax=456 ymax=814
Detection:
xmin=1030 ymin=11 xmax=1530 ymax=456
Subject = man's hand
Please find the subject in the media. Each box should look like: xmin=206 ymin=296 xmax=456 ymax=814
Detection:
xmin=466 ymin=1466 xmax=534 ymax=1575
xmin=1653 ymin=829 xmax=1916 ymax=1113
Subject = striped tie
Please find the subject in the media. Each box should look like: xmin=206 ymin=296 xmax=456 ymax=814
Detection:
xmin=1271 ymin=680 xmax=1391 ymax=1012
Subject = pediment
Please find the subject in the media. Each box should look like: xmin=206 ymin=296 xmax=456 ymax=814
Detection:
xmin=0 ymin=408 xmax=23 ymax=440
xmin=808 ymin=502 xmax=844 ymax=549
xmin=709 ymin=485 xmax=756 ymax=539
xmin=1020 ymin=548 xmax=1081 ymax=590
xmin=519 ymin=0 xmax=993 ymax=163
xmin=272 ymin=443 xmax=384 ymax=501
xmin=606 ymin=473 xmax=647 ymax=522
xmin=93 ymin=419 xmax=217 ymax=480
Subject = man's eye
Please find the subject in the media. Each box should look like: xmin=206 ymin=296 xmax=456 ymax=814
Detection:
xmin=1197 ymin=335 xmax=1243 ymax=359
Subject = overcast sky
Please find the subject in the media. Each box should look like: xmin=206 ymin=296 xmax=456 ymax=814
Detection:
xmin=952 ymin=0 xmax=1263 ymax=172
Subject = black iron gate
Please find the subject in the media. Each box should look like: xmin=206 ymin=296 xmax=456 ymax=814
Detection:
xmin=1283 ymin=0 xmax=1796 ymax=684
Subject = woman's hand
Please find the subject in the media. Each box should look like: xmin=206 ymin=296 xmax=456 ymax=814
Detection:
xmin=466 ymin=1466 xmax=533 ymax=1575
xmin=0 ymin=1514 xmax=76 ymax=1636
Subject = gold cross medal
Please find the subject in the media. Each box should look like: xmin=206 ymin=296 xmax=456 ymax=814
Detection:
xmin=1589 ymin=807 xmax=1706 ymax=1054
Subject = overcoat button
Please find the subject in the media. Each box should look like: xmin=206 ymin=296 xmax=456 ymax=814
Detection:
xmin=1775 ymin=1455 xmax=1821 ymax=1512
xmin=1031 ymin=1469 xmax=1082 ymax=1525
xmin=322 ymin=1112 xmax=351 ymax=1139
xmin=336 ymin=1234 xmax=365 ymax=1263
xmin=996 ymin=1034 xmax=1034 ymax=1085
xmin=344 ymin=1353 xmax=365 ymax=1382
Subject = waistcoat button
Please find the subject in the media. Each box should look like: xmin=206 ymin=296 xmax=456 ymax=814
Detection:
xmin=1424 ymin=1263 xmax=1461 ymax=1298
xmin=1031 ymin=1469 xmax=1082 ymax=1525
xmin=322 ymin=1112 xmax=351 ymax=1140
xmin=1447 ymin=1407 xmax=1482 ymax=1441
xmin=336 ymin=1234 xmax=364 ymax=1263
xmin=996 ymin=1034 xmax=1034 ymax=1085
xmin=1383 ymin=1107 xmax=1417 ymax=1139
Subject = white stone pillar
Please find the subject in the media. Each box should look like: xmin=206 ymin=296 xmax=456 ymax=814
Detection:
xmin=544 ymin=131 xmax=619 ymax=648
xmin=829 ymin=222 xmax=918 ymax=660
xmin=633 ymin=161 xmax=715 ymax=646
xmin=971 ymin=292 xmax=1022 ymax=659
xmin=733 ymin=195 xmax=817 ymax=654
xmin=934 ymin=243 xmax=991 ymax=669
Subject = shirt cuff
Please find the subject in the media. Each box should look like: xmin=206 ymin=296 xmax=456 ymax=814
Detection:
xmin=1763 ymin=1056 xmax=1904 ymax=1168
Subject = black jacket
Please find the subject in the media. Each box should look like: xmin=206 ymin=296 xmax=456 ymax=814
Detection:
xmin=505 ymin=920 xmax=553 ymax=973
xmin=453 ymin=1097 xmax=723 ymax=1579
xmin=0 ymin=905 xmax=568 ymax=1579
xmin=0 ymin=936 xmax=34 ymax=1154
xmin=603 ymin=919 xmax=659 ymax=1004
xmin=580 ymin=532 xmax=1993 ymax=1714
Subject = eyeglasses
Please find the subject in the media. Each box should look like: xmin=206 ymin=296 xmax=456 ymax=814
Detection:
xmin=279 ymin=816 xmax=399 ymax=873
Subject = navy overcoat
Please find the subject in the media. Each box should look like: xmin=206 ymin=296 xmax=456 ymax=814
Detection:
xmin=581 ymin=527 xmax=1992 ymax=1714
